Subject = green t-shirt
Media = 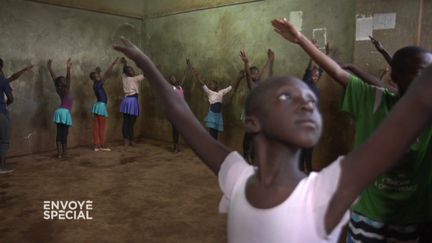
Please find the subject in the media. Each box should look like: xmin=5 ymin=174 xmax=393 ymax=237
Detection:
xmin=342 ymin=76 xmax=432 ymax=224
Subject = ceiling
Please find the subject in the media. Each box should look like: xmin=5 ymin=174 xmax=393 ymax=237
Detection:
xmin=27 ymin=0 xmax=262 ymax=19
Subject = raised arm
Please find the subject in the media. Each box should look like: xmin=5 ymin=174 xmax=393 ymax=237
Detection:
xmin=233 ymin=70 xmax=245 ymax=92
xmin=190 ymin=64 xmax=206 ymax=86
xmin=258 ymin=49 xmax=275 ymax=81
xmin=272 ymin=18 xmax=351 ymax=87
xmin=65 ymin=58 xmax=72 ymax=90
xmin=102 ymin=57 xmax=119 ymax=81
xmin=179 ymin=59 xmax=192 ymax=86
xmin=340 ymin=63 xmax=383 ymax=87
xmin=222 ymin=72 xmax=243 ymax=105
xmin=325 ymin=64 xmax=432 ymax=233
xmin=240 ymin=51 xmax=255 ymax=90
xmin=113 ymin=37 xmax=231 ymax=174
xmin=8 ymin=65 xmax=33 ymax=82
xmin=47 ymin=59 xmax=56 ymax=82
xmin=369 ymin=36 xmax=392 ymax=65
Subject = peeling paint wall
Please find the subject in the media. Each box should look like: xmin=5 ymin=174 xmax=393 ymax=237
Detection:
xmin=141 ymin=0 xmax=357 ymax=169
xmin=1 ymin=0 xmax=142 ymax=156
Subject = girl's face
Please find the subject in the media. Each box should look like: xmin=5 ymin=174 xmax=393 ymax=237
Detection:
xmin=258 ymin=78 xmax=322 ymax=148
xmin=125 ymin=66 xmax=136 ymax=77
xmin=209 ymin=80 xmax=218 ymax=90
xmin=169 ymin=75 xmax=178 ymax=85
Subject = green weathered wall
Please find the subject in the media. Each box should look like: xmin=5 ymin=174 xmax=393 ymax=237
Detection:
xmin=141 ymin=0 xmax=357 ymax=169
xmin=1 ymin=0 xmax=142 ymax=156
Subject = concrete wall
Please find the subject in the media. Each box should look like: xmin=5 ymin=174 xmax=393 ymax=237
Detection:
xmin=1 ymin=0 xmax=142 ymax=156
xmin=141 ymin=0 xmax=357 ymax=169
xmin=354 ymin=0 xmax=429 ymax=77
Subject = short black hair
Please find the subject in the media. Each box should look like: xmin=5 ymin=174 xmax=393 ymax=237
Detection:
xmin=89 ymin=72 xmax=97 ymax=80
xmin=0 ymin=58 xmax=3 ymax=69
xmin=123 ymin=65 xmax=131 ymax=74
xmin=250 ymin=66 xmax=259 ymax=72
xmin=391 ymin=46 xmax=430 ymax=72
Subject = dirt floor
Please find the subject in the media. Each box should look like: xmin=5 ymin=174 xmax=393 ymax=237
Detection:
xmin=0 ymin=139 xmax=226 ymax=243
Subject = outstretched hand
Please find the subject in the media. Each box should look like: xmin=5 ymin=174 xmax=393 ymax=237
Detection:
xmin=240 ymin=51 xmax=249 ymax=63
xmin=267 ymin=49 xmax=275 ymax=61
xmin=186 ymin=58 xmax=192 ymax=68
xmin=369 ymin=36 xmax=385 ymax=52
xmin=113 ymin=37 xmax=145 ymax=64
xmin=271 ymin=18 xmax=302 ymax=43
xmin=66 ymin=58 xmax=72 ymax=68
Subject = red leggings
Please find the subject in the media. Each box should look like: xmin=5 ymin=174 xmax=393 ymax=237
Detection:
xmin=93 ymin=115 xmax=106 ymax=146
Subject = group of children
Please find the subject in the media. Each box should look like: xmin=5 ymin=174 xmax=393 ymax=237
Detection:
xmin=0 ymin=56 xmax=147 ymax=170
xmin=1 ymin=15 xmax=432 ymax=242
xmin=111 ymin=17 xmax=431 ymax=242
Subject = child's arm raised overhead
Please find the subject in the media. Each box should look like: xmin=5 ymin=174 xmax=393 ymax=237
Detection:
xmin=369 ymin=36 xmax=392 ymax=65
xmin=340 ymin=63 xmax=383 ymax=87
xmin=240 ymin=51 xmax=255 ymax=90
xmin=190 ymin=64 xmax=206 ymax=86
xmin=259 ymin=49 xmax=275 ymax=81
xmin=65 ymin=58 xmax=72 ymax=91
xmin=324 ymin=64 xmax=432 ymax=234
xmin=233 ymin=70 xmax=245 ymax=92
xmin=8 ymin=65 xmax=33 ymax=82
xmin=223 ymin=70 xmax=245 ymax=104
xmin=103 ymin=57 xmax=119 ymax=81
xmin=113 ymin=38 xmax=232 ymax=174
xmin=47 ymin=59 xmax=56 ymax=82
xmin=272 ymin=18 xmax=351 ymax=87
xmin=179 ymin=59 xmax=191 ymax=86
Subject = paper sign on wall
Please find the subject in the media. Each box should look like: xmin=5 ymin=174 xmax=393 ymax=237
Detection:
xmin=373 ymin=13 xmax=396 ymax=30
xmin=289 ymin=11 xmax=303 ymax=32
xmin=356 ymin=16 xmax=373 ymax=41
xmin=312 ymin=28 xmax=327 ymax=50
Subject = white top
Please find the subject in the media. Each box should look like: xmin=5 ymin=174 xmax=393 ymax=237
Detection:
xmin=218 ymin=152 xmax=349 ymax=243
xmin=203 ymin=85 xmax=232 ymax=104
xmin=122 ymin=74 xmax=145 ymax=96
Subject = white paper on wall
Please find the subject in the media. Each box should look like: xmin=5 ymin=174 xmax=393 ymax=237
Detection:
xmin=312 ymin=28 xmax=327 ymax=50
xmin=289 ymin=11 xmax=303 ymax=32
xmin=356 ymin=16 xmax=373 ymax=41
xmin=373 ymin=13 xmax=396 ymax=30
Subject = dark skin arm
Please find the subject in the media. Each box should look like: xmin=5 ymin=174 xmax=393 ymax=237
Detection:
xmin=8 ymin=65 xmax=34 ymax=82
xmin=224 ymin=70 xmax=245 ymax=104
xmin=258 ymin=49 xmax=275 ymax=81
xmin=240 ymin=51 xmax=255 ymax=90
xmin=179 ymin=59 xmax=192 ymax=86
xmin=325 ymin=63 xmax=432 ymax=234
xmin=113 ymin=38 xmax=231 ymax=174
xmin=190 ymin=65 xmax=206 ymax=86
xmin=369 ymin=35 xmax=392 ymax=65
xmin=102 ymin=57 xmax=119 ymax=81
xmin=65 ymin=58 xmax=72 ymax=91
xmin=47 ymin=59 xmax=56 ymax=82
xmin=272 ymin=19 xmax=351 ymax=88
xmin=5 ymin=90 xmax=13 ymax=105
xmin=340 ymin=63 xmax=383 ymax=87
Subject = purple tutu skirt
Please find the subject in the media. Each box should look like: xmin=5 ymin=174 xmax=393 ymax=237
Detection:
xmin=120 ymin=95 xmax=140 ymax=116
